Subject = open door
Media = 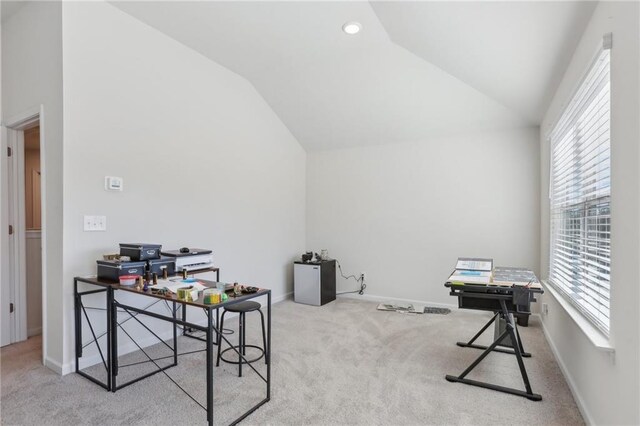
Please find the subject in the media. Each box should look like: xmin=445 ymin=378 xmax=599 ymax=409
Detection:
xmin=2 ymin=127 xmax=25 ymax=347
xmin=1 ymin=116 xmax=39 ymax=347
xmin=1 ymin=125 xmax=13 ymax=347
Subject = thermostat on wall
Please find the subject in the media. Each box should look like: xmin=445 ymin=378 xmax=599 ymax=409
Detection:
xmin=105 ymin=176 xmax=123 ymax=191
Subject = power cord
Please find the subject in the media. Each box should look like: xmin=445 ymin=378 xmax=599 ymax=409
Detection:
xmin=335 ymin=260 xmax=366 ymax=295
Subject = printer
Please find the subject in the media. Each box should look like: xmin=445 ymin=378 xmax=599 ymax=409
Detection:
xmin=161 ymin=248 xmax=214 ymax=272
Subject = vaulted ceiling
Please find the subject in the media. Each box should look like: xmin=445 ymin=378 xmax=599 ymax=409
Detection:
xmin=0 ymin=1 xmax=26 ymax=23
xmin=112 ymin=2 xmax=595 ymax=150
xmin=371 ymin=1 xmax=597 ymax=124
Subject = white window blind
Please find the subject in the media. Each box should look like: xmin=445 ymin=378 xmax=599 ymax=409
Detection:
xmin=549 ymin=38 xmax=611 ymax=335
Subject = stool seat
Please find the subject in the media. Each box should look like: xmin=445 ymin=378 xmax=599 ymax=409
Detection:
xmin=225 ymin=301 xmax=261 ymax=313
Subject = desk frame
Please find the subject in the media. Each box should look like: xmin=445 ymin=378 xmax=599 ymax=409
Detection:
xmin=74 ymin=274 xmax=271 ymax=425
xmin=445 ymin=283 xmax=542 ymax=401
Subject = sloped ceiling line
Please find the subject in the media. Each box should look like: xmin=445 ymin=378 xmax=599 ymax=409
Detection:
xmin=110 ymin=1 xmax=595 ymax=151
xmin=370 ymin=1 xmax=597 ymax=124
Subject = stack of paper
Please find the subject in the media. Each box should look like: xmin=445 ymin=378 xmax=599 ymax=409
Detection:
xmin=376 ymin=303 xmax=424 ymax=314
xmin=148 ymin=279 xmax=208 ymax=293
xmin=492 ymin=267 xmax=541 ymax=288
xmin=448 ymin=257 xmax=494 ymax=284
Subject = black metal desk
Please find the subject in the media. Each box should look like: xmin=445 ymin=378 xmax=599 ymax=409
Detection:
xmin=74 ymin=274 xmax=270 ymax=425
xmin=444 ymin=280 xmax=543 ymax=401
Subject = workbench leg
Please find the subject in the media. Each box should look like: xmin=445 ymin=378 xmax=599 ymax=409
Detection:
xmin=267 ymin=291 xmax=271 ymax=400
xmin=206 ymin=308 xmax=214 ymax=425
xmin=445 ymin=299 xmax=541 ymax=401
xmin=457 ymin=311 xmax=531 ymax=357
xmin=74 ymin=280 xmax=82 ymax=363
xmin=515 ymin=322 xmax=527 ymax=355
xmin=109 ymin=287 xmax=117 ymax=392
xmin=173 ymin=301 xmax=178 ymax=367
xmin=457 ymin=312 xmax=498 ymax=347
xmin=182 ymin=304 xmax=187 ymax=335
xmin=503 ymin=305 xmax=536 ymax=399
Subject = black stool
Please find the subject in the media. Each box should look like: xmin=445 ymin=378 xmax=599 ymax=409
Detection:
xmin=216 ymin=301 xmax=267 ymax=377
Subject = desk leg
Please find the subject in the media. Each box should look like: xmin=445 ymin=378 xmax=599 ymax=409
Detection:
xmin=267 ymin=291 xmax=271 ymax=400
xmin=504 ymin=307 xmax=535 ymax=397
xmin=75 ymin=282 xmax=111 ymax=391
xmin=215 ymin=309 xmax=220 ymax=346
xmin=173 ymin=301 xmax=178 ymax=367
xmin=515 ymin=322 xmax=527 ymax=355
xmin=182 ymin=304 xmax=188 ymax=336
xmin=74 ymin=279 xmax=82 ymax=363
xmin=456 ymin=311 xmax=498 ymax=347
xmin=206 ymin=308 xmax=214 ymax=425
xmin=456 ymin=311 xmax=531 ymax=357
xmin=445 ymin=299 xmax=541 ymax=401
xmin=110 ymin=287 xmax=118 ymax=392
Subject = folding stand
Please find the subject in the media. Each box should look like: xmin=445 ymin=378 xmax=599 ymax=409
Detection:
xmin=455 ymin=311 xmax=530 ymax=357
xmin=445 ymin=298 xmax=542 ymax=401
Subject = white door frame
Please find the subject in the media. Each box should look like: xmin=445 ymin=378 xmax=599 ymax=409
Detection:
xmin=2 ymin=106 xmax=46 ymax=362
xmin=0 ymin=125 xmax=13 ymax=347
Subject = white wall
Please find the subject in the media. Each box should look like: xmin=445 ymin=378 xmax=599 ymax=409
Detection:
xmin=60 ymin=1 xmax=306 ymax=373
xmin=307 ymin=127 xmax=540 ymax=306
xmin=1 ymin=1 xmax=64 ymax=366
xmin=539 ymin=2 xmax=640 ymax=424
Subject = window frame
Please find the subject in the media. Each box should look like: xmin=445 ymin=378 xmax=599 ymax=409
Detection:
xmin=547 ymin=36 xmax=612 ymax=336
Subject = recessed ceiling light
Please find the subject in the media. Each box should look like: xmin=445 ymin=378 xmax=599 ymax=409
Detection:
xmin=342 ymin=21 xmax=362 ymax=35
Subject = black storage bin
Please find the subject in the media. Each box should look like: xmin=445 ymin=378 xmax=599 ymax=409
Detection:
xmin=119 ymin=243 xmax=162 ymax=261
xmin=147 ymin=257 xmax=176 ymax=277
xmin=97 ymin=260 xmax=147 ymax=282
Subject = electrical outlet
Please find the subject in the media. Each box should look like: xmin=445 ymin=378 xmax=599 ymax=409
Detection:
xmin=542 ymin=303 xmax=549 ymax=315
xmin=360 ymin=272 xmax=366 ymax=281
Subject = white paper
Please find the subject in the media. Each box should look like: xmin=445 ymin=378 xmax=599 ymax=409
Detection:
xmin=455 ymin=258 xmax=493 ymax=272
xmin=448 ymin=273 xmax=492 ymax=284
xmin=148 ymin=279 xmax=208 ymax=293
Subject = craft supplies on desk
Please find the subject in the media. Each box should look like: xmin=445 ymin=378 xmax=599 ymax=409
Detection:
xmin=177 ymin=287 xmax=199 ymax=302
xmin=148 ymin=279 xmax=207 ymax=294
xmin=203 ymin=288 xmax=222 ymax=304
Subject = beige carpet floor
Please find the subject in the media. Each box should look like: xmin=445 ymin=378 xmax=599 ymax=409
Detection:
xmin=1 ymin=297 xmax=583 ymax=425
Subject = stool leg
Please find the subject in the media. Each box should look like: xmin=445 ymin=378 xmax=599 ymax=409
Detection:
xmin=216 ymin=311 xmax=227 ymax=367
xmin=259 ymin=309 xmax=267 ymax=364
xmin=243 ymin=312 xmax=247 ymax=356
xmin=238 ymin=312 xmax=244 ymax=377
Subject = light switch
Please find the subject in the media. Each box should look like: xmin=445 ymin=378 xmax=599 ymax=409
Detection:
xmin=95 ymin=215 xmax=107 ymax=231
xmin=84 ymin=215 xmax=107 ymax=231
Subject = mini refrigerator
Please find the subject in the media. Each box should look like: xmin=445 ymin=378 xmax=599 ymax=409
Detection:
xmin=294 ymin=260 xmax=336 ymax=306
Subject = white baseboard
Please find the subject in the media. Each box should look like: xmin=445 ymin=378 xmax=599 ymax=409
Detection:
xmin=28 ymin=326 xmax=42 ymax=337
xmin=273 ymin=291 xmax=293 ymax=304
xmin=337 ymin=291 xmax=458 ymax=310
xmin=45 ymin=356 xmax=64 ymax=375
xmin=538 ymin=314 xmax=594 ymax=425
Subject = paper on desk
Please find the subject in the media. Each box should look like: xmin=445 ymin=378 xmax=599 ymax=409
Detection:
xmin=149 ymin=279 xmax=208 ymax=293
xmin=448 ymin=273 xmax=492 ymax=284
xmin=455 ymin=258 xmax=493 ymax=272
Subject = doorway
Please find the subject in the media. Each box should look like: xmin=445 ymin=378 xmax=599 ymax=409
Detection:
xmin=1 ymin=109 xmax=45 ymax=364
xmin=24 ymin=125 xmax=42 ymax=338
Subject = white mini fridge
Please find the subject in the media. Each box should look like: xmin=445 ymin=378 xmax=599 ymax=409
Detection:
xmin=294 ymin=260 xmax=336 ymax=306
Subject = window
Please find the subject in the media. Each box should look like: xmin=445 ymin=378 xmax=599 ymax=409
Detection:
xmin=549 ymin=38 xmax=611 ymax=335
